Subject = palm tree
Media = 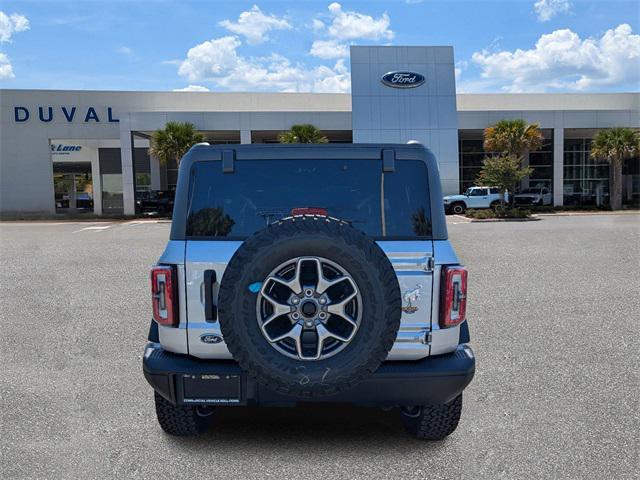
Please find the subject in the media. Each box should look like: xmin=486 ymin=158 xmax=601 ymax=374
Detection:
xmin=149 ymin=121 xmax=204 ymax=167
xmin=278 ymin=124 xmax=328 ymax=144
xmin=590 ymin=128 xmax=640 ymax=210
xmin=483 ymin=119 xmax=544 ymax=205
xmin=483 ymin=119 xmax=544 ymax=159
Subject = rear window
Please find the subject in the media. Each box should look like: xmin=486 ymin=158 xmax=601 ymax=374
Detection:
xmin=186 ymin=158 xmax=431 ymax=238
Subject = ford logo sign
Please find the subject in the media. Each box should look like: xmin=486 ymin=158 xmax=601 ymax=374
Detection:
xmin=200 ymin=334 xmax=223 ymax=344
xmin=381 ymin=71 xmax=425 ymax=89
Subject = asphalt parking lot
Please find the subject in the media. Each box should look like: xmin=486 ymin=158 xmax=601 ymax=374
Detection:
xmin=1 ymin=214 xmax=638 ymax=479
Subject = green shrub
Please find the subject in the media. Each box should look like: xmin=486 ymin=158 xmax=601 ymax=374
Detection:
xmin=465 ymin=209 xmax=495 ymax=219
xmin=466 ymin=207 xmax=531 ymax=219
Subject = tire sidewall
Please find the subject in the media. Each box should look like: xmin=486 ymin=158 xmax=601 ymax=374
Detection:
xmin=452 ymin=203 xmax=465 ymax=214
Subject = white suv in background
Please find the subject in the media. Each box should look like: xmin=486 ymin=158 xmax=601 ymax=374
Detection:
xmin=514 ymin=187 xmax=552 ymax=206
xmin=443 ymin=187 xmax=505 ymax=215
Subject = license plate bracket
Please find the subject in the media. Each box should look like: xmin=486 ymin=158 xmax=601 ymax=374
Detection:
xmin=181 ymin=373 xmax=241 ymax=404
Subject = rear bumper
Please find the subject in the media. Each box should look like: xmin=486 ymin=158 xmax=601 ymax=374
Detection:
xmin=143 ymin=343 xmax=475 ymax=407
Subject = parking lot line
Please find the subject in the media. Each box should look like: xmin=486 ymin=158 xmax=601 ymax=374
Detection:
xmin=72 ymin=225 xmax=112 ymax=233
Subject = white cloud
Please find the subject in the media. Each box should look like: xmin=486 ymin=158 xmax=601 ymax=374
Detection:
xmin=118 ymin=46 xmax=133 ymax=55
xmin=309 ymin=3 xmax=393 ymax=59
xmin=173 ymin=85 xmax=210 ymax=92
xmin=534 ymin=0 xmax=571 ymax=22
xmin=471 ymin=24 xmax=640 ymax=92
xmin=325 ymin=3 xmax=393 ymax=41
xmin=0 ymin=52 xmax=14 ymax=79
xmin=219 ymin=5 xmax=291 ymax=45
xmin=178 ymin=36 xmax=244 ymax=81
xmin=311 ymin=18 xmax=325 ymax=32
xmin=454 ymin=60 xmax=468 ymax=80
xmin=310 ymin=39 xmax=348 ymax=59
xmin=311 ymin=58 xmax=351 ymax=93
xmin=0 ymin=11 xmax=29 ymax=43
xmin=177 ymin=35 xmax=350 ymax=93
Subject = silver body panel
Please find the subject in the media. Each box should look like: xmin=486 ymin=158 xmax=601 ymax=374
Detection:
xmin=184 ymin=240 xmax=242 ymax=359
xmin=157 ymin=238 xmax=463 ymax=361
xmin=377 ymin=242 xmax=433 ymax=360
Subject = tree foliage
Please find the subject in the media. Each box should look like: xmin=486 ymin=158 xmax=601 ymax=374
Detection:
xmin=278 ymin=124 xmax=328 ymax=144
xmin=483 ymin=119 xmax=544 ymax=158
xmin=590 ymin=128 xmax=640 ymax=210
xmin=476 ymin=155 xmax=533 ymax=207
xmin=149 ymin=121 xmax=204 ymax=166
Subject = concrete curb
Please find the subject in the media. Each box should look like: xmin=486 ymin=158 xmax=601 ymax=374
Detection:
xmin=467 ymin=217 xmax=540 ymax=223
xmin=534 ymin=211 xmax=639 ymax=217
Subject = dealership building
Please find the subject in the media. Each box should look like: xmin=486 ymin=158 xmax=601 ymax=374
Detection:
xmin=1 ymin=45 xmax=638 ymax=216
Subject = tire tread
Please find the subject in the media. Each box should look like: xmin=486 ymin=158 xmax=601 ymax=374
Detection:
xmin=401 ymin=394 xmax=463 ymax=441
xmin=154 ymin=392 xmax=212 ymax=436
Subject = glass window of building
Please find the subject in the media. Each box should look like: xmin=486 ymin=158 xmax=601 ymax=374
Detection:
xmin=134 ymin=148 xmax=151 ymax=192
xmin=528 ymin=135 xmax=553 ymax=190
xmin=458 ymin=130 xmax=553 ymax=193
xmin=99 ymin=148 xmax=124 ymax=214
xmin=622 ymin=151 xmax=640 ymax=208
xmin=563 ymin=137 xmax=610 ymax=206
xmin=458 ymin=136 xmax=487 ymax=192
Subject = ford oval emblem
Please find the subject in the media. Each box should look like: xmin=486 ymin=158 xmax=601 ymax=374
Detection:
xmin=200 ymin=334 xmax=223 ymax=344
xmin=381 ymin=71 xmax=425 ymax=89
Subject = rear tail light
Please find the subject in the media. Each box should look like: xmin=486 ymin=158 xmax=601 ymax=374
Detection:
xmin=440 ymin=266 xmax=468 ymax=328
xmin=151 ymin=265 xmax=178 ymax=327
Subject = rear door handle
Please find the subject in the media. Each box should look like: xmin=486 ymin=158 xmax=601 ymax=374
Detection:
xmin=204 ymin=270 xmax=217 ymax=322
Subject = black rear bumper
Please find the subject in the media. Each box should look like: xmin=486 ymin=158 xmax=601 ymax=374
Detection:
xmin=143 ymin=343 xmax=475 ymax=407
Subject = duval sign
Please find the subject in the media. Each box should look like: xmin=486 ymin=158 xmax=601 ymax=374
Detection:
xmin=381 ymin=71 xmax=425 ymax=88
xmin=13 ymin=106 xmax=119 ymax=123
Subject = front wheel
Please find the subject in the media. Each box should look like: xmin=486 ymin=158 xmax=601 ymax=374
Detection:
xmin=400 ymin=394 xmax=463 ymax=440
xmin=450 ymin=203 xmax=466 ymax=215
xmin=154 ymin=392 xmax=215 ymax=436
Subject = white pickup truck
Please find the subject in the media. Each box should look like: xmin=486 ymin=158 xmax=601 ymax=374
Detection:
xmin=514 ymin=187 xmax=552 ymax=206
xmin=443 ymin=186 xmax=506 ymax=214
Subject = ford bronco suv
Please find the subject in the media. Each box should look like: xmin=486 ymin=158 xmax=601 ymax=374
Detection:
xmin=143 ymin=143 xmax=475 ymax=440
xmin=443 ymin=186 xmax=506 ymax=215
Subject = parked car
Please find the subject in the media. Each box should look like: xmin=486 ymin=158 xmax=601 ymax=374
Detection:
xmin=514 ymin=187 xmax=552 ymax=206
xmin=136 ymin=190 xmax=175 ymax=215
xmin=143 ymin=143 xmax=475 ymax=440
xmin=443 ymin=186 xmax=506 ymax=214
xmin=54 ymin=192 xmax=93 ymax=210
xmin=75 ymin=192 xmax=94 ymax=210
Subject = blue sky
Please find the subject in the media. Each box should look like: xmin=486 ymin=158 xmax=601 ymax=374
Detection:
xmin=1 ymin=0 xmax=638 ymax=93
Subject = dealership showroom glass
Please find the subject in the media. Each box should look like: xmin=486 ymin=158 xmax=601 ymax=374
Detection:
xmin=1 ymin=46 xmax=638 ymax=216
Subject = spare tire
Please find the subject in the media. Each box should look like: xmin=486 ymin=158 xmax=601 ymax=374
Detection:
xmin=218 ymin=216 xmax=401 ymax=397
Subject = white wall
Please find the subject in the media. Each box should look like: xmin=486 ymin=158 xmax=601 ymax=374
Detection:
xmin=0 ymin=90 xmax=350 ymax=214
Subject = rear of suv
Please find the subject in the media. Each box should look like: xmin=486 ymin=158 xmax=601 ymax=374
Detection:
xmin=143 ymin=143 xmax=475 ymax=440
